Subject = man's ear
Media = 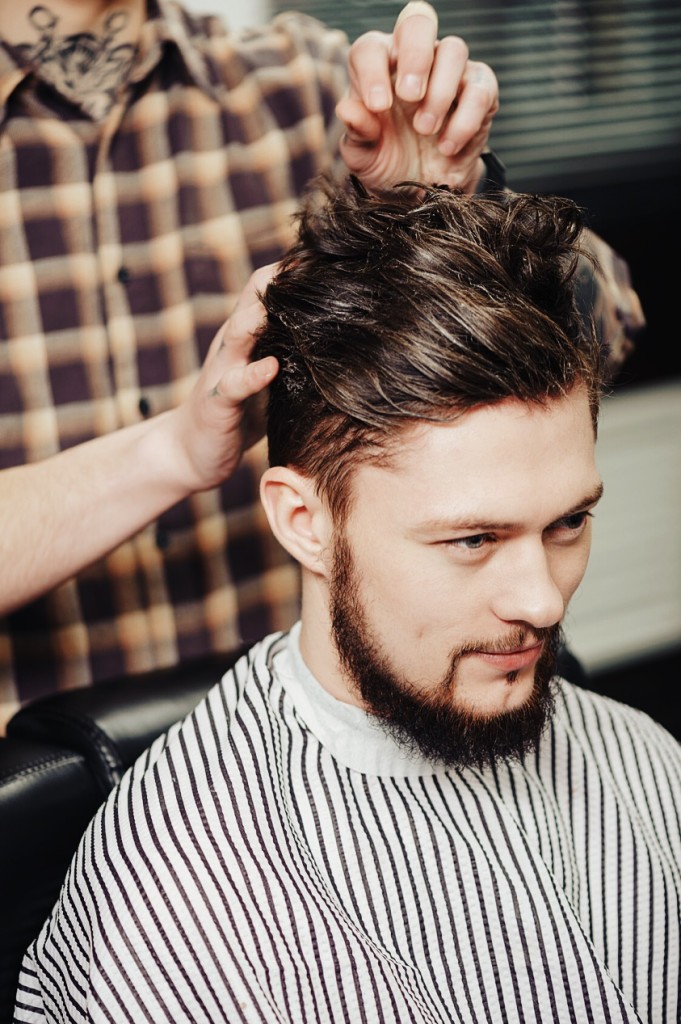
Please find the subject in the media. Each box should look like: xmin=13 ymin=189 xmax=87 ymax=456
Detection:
xmin=260 ymin=467 xmax=331 ymax=575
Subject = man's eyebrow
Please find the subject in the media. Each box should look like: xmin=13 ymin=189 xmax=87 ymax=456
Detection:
xmin=413 ymin=482 xmax=605 ymax=534
xmin=555 ymin=482 xmax=605 ymax=521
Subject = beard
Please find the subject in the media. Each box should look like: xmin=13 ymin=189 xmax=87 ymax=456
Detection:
xmin=329 ymin=533 xmax=561 ymax=771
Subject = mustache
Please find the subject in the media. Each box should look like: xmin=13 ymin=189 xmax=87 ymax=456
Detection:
xmin=453 ymin=624 xmax=559 ymax=660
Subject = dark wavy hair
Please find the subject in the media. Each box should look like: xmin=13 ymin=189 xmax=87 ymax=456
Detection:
xmin=253 ymin=175 xmax=604 ymax=523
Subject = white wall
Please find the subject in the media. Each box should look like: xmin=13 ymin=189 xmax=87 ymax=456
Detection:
xmin=565 ymin=379 xmax=681 ymax=672
xmin=179 ymin=0 xmax=271 ymax=31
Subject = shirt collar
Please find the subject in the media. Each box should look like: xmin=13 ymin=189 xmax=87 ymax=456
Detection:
xmin=0 ymin=0 xmax=220 ymax=124
xmin=0 ymin=44 xmax=26 ymax=123
xmin=276 ymin=621 xmax=452 ymax=778
xmin=137 ymin=0 xmax=220 ymax=98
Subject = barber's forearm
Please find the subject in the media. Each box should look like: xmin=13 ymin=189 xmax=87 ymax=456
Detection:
xmin=0 ymin=411 xmax=194 ymax=616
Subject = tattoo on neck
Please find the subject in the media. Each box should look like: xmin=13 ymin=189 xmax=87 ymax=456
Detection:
xmin=14 ymin=5 xmax=138 ymax=119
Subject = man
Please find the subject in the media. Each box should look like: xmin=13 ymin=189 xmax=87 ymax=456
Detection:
xmin=0 ymin=0 xmax=642 ymax=730
xmin=15 ymin=179 xmax=678 ymax=1023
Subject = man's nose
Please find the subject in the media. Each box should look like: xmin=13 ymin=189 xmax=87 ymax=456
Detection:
xmin=491 ymin=542 xmax=566 ymax=629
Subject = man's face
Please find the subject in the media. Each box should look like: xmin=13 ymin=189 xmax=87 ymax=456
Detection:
xmin=325 ymin=386 xmax=602 ymax=768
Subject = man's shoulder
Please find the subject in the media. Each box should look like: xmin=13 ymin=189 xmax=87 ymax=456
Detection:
xmin=27 ymin=633 xmax=291 ymax=1012
xmin=66 ymin=632 xmax=286 ymax=878
xmin=553 ymin=678 xmax=681 ymax=764
xmin=131 ymin=631 xmax=286 ymax=776
xmin=169 ymin=1 xmax=348 ymax=72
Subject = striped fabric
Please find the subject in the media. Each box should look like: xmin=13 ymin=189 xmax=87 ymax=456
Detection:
xmin=14 ymin=627 xmax=681 ymax=1023
xmin=0 ymin=1 xmax=347 ymax=723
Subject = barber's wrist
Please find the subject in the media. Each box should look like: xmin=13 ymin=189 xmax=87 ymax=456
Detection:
xmin=477 ymin=149 xmax=507 ymax=194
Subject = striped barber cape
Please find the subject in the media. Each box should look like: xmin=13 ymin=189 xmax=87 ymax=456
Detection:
xmin=14 ymin=624 xmax=681 ymax=1023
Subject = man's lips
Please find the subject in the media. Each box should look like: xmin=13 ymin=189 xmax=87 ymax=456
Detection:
xmin=470 ymin=642 xmax=543 ymax=674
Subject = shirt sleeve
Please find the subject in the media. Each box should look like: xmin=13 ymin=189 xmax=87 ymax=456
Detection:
xmin=218 ymin=12 xmax=350 ymax=173
xmin=476 ymin=152 xmax=645 ymax=380
xmin=269 ymin=12 xmax=350 ymax=157
xmin=574 ymin=227 xmax=646 ymax=381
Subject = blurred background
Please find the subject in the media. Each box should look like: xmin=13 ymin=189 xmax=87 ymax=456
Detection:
xmin=187 ymin=0 xmax=681 ymax=736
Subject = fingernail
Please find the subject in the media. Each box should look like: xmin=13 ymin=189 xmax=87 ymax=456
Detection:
xmin=368 ymin=86 xmax=389 ymax=110
xmin=414 ymin=111 xmax=436 ymax=134
xmin=439 ymin=139 xmax=457 ymax=156
xmin=397 ymin=74 xmax=424 ymax=102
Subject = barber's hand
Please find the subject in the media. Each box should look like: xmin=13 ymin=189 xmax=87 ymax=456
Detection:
xmin=169 ymin=264 xmax=279 ymax=493
xmin=337 ymin=1 xmax=498 ymax=193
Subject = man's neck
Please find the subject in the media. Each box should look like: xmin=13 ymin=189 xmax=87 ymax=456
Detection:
xmin=2 ymin=1 xmax=146 ymax=46
xmin=2 ymin=1 xmax=148 ymax=118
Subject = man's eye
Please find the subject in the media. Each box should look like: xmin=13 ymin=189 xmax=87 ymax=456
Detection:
xmin=552 ymin=511 xmax=592 ymax=533
xmin=447 ymin=533 xmax=493 ymax=551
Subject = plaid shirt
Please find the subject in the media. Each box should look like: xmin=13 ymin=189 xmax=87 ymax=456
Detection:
xmin=0 ymin=1 xmax=348 ymax=724
xmin=0 ymin=2 xmax=644 ymax=729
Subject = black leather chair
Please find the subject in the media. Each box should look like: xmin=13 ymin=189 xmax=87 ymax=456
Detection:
xmin=0 ymin=647 xmax=247 ymax=1024
xmin=0 ymin=643 xmax=586 ymax=1023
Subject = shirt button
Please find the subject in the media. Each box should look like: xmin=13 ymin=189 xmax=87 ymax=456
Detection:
xmin=138 ymin=396 xmax=151 ymax=417
xmin=155 ymin=527 xmax=170 ymax=551
xmin=117 ymin=266 xmax=131 ymax=283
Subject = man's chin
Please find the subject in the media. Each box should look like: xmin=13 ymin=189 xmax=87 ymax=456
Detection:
xmin=451 ymin=665 xmax=540 ymax=719
xmin=370 ymin=673 xmax=558 ymax=771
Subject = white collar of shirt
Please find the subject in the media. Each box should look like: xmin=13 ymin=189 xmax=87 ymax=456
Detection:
xmin=273 ymin=621 xmax=450 ymax=778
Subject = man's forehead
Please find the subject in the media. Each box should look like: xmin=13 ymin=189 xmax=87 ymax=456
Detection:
xmin=378 ymin=392 xmax=591 ymax=457
xmin=346 ymin=390 xmax=599 ymax=525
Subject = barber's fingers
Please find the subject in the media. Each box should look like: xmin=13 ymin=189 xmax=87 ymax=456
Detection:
xmin=203 ymin=263 xmax=280 ymax=403
xmin=209 ymin=352 xmax=278 ymax=407
xmin=208 ymin=263 xmax=277 ymax=357
xmin=391 ymin=1 xmax=439 ymax=104
xmin=392 ymin=28 xmax=497 ymax=152
xmin=436 ymin=58 xmax=499 ymax=156
xmin=345 ymin=4 xmax=498 ymax=155
xmin=345 ymin=30 xmax=394 ymax=113
xmin=346 ymin=5 xmax=439 ymax=112
xmin=394 ymin=0 xmax=438 ymax=32
xmin=407 ymin=34 xmax=469 ymax=138
xmin=335 ymin=95 xmax=382 ymax=148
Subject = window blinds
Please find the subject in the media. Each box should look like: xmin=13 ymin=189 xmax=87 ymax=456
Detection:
xmin=273 ymin=0 xmax=681 ymax=192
